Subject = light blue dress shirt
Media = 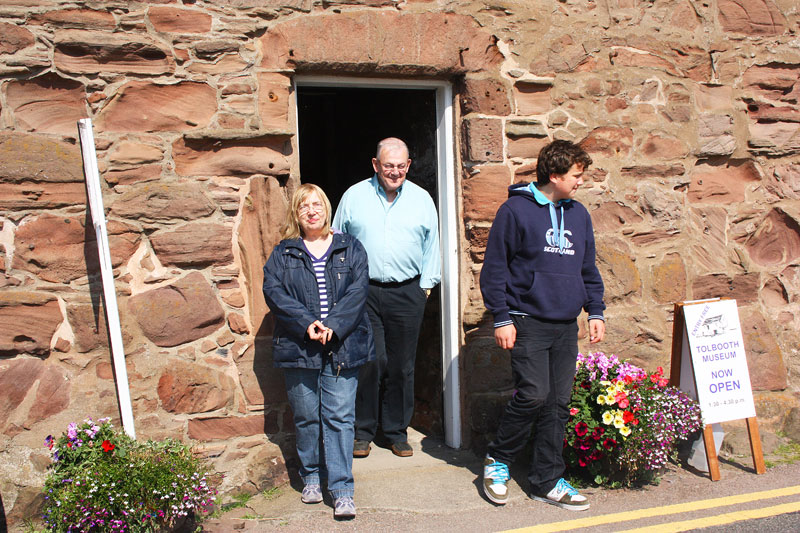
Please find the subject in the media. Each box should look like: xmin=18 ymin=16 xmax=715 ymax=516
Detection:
xmin=333 ymin=175 xmax=441 ymax=289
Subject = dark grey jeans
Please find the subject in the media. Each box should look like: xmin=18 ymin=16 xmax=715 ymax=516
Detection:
xmin=354 ymin=278 xmax=427 ymax=444
xmin=487 ymin=314 xmax=579 ymax=495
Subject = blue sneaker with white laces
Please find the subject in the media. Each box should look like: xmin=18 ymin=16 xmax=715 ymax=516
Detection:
xmin=483 ymin=455 xmax=510 ymax=504
xmin=532 ymin=478 xmax=589 ymax=511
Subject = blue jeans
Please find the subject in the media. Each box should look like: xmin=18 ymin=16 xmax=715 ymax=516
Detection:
xmin=284 ymin=361 xmax=359 ymax=499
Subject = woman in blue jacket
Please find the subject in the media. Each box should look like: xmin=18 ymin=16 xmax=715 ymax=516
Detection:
xmin=263 ymin=183 xmax=374 ymax=520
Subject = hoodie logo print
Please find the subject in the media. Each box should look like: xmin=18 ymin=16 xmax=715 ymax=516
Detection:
xmin=545 ymin=229 xmax=573 ymax=249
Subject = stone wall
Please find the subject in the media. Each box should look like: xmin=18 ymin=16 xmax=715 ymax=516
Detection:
xmin=1 ymin=0 xmax=799 ymax=526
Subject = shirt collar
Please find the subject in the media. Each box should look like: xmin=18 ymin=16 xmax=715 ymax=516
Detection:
xmin=528 ymin=182 xmax=571 ymax=206
xmin=371 ymin=174 xmax=403 ymax=200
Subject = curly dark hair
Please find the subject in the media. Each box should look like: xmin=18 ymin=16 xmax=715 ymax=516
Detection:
xmin=536 ymin=140 xmax=593 ymax=185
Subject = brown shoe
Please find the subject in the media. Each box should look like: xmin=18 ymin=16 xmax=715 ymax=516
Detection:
xmin=391 ymin=441 xmax=413 ymax=457
xmin=353 ymin=439 xmax=371 ymax=458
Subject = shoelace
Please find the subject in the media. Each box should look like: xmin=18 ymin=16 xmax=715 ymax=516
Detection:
xmin=486 ymin=461 xmax=510 ymax=484
xmin=336 ymin=497 xmax=354 ymax=509
xmin=555 ymin=478 xmax=578 ymax=496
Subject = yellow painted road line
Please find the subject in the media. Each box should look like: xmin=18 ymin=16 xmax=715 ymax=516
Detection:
xmin=502 ymin=485 xmax=800 ymax=533
xmin=618 ymin=501 xmax=800 ymax=533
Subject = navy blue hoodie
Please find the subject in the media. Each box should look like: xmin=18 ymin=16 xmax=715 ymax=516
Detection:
xmin=480 ymin=183 xmax=605 ymax=326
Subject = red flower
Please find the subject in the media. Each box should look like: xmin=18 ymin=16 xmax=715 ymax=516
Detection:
xmin=632 ymin=418 xmax=639 ymax=426
xmin=575 ymin=421 xmax=589 ymax=437
xmin=623 ymin=410 xmax=635 ymax=423
xmin=570 ymin=407 xmax=579 ymax=416
xmin=102 ymin=440 xmax=115 ymax=453
xmin=67 ymin=442 xmax=73 ymax=448
xmin=603 ymin=438 xmax=617 ymax=451
xmin=658 ymin=378 xmax=669 ymax=387
xmin=623 ymin=375 xmax=633 ymax=384
xmin=591 ymin=427 xmax=605 ymax=440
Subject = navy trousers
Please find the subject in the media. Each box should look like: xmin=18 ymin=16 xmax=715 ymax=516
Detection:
xmin=354 ymin=278 xmax=427 ymax=444
xmin=488 ymin=315 xmax=579 ymax=495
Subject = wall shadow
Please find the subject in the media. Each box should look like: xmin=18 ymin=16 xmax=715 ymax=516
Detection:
xmin=252 ymin=314 xmax=303 ymax=491
xmin=0 ymin=489 xmax=7 ymax=533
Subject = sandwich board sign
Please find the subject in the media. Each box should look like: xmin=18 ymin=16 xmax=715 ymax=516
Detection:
xmin=669 ymin=298 xmax=765 ymax=481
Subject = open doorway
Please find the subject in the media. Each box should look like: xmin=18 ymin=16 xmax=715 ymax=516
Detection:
xmin=295 ymin=79 xmax=457 ymax=444
xmin=296 ymin=86 xmax=438 ymax=210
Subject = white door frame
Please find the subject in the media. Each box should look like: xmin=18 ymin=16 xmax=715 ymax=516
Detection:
xmin=293 ymin=75 xmax=461 ymax=448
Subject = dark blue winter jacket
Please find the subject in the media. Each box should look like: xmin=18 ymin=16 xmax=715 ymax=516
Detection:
xmin=263 ymin=232 xmax=375 ymax=370
xmin=480 ymin=183 xmax=605 ymax=326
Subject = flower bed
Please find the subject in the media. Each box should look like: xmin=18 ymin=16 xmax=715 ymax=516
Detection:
xmin=564 ymin=352 xmax=703 ymax=487
xmin=42 ymin=418 xmax=217 ymax=532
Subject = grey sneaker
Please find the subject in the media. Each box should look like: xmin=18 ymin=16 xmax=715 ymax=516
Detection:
xmin=301 ymin=483 xmax=322 ymax=504
xmin=334 ymin=496 xmax=356 ymax=519
xmin=531 ymin=478 xmax=589 ymax=511
xmin=482 ymin=455 xmax=509 ymax=505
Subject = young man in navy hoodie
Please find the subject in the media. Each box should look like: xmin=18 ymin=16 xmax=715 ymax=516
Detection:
xmin=479 ymin=140 xmax=606 ymax=510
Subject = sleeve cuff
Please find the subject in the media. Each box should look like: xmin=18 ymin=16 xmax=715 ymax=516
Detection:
xmin=420 ymin=278 xmax=439 ymax=290
xmin=492 ymin=311 xmax=512 ymax=327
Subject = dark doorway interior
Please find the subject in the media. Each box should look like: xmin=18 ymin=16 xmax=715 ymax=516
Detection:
xmin=297 ymin=85 xmax=444 ymax=437
xmin=297 ymin=86 xmax=438 ymax=211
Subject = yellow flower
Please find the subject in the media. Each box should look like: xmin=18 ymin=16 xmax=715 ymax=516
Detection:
xmin=620 ymin=425 xmax=632 ymax=437
xmin=602 ymin=411 xmax=614 ymax=424
xmin=600 ymin=380 xmax=611 ymax=386
xmin=605 ymin=386 xmax=616 ymax=396
xmin=613 ymin=416 xmax=625 ymax=428
xmin=615 ymin=382 xmax=626 ymax=392
xmin=597 ymin=395 xmax=606 ymax=405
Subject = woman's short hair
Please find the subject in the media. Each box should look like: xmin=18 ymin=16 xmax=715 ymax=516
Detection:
xmin=536 ymin=140 xmax=593 ymax=185
xmin=281 ymin=183 xmax=332 ymax=240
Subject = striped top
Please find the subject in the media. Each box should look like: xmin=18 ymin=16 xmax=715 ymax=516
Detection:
xmin=304 ymin=243 xmax=331 ymax=319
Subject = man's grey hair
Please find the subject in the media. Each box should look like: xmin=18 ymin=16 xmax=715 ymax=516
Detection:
xmin=375 ymin=137 xmax=409 ymax=160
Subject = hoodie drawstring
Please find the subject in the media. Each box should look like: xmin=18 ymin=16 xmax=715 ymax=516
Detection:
xmin=548 ymin=203 xmax=566 ymax=254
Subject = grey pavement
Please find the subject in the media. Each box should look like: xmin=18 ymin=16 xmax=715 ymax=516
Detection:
xmin=202 ymin=428 xmax=800 ymax=532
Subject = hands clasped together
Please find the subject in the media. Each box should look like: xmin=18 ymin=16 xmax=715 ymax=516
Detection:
xmin=307 ymin=320 xmax=334 ymax=345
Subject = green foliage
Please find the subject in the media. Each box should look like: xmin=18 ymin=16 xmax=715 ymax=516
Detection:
xmin=767 ymin=441 xmax=800 ymax=467
xmin=42 ymin=418 xmax=217 ymax=532
xmin=261 ymin=487 xmax=282 ymax=501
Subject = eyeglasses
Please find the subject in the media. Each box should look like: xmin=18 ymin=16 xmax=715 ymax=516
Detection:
xmin=380 ymin=163 xmax=408 ymax=172
xmin=298 ymin=202 xmax=324 ymax=215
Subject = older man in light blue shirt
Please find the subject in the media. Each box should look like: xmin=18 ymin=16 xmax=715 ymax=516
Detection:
xmin=333 ymin=137 xmax=441 ymax=458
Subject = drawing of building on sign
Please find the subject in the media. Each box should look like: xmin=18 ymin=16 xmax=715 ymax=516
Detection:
xmin=698 ymin=315 xmax=728 ymax=337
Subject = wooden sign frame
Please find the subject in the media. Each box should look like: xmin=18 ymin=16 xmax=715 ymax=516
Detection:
xmin=669 ymin=300 xmax=765 ymax=481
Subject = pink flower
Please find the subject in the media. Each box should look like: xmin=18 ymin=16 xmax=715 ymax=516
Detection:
xmin=570 ymin=407 xmax=579 ymax=416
